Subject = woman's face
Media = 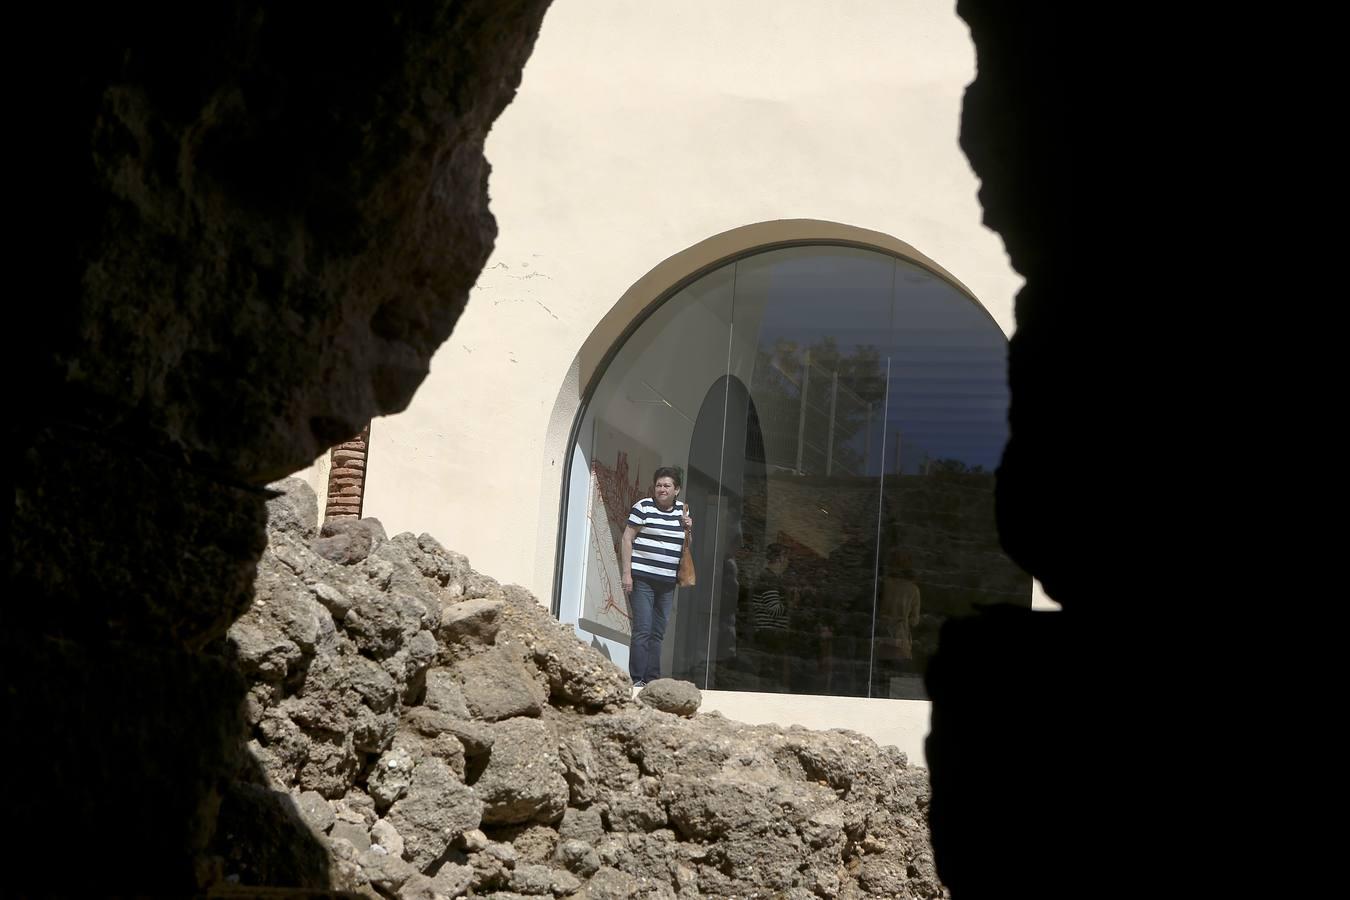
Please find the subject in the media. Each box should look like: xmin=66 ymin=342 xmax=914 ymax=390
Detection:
xmin=653 ymin=477 xmax=679 ymax=505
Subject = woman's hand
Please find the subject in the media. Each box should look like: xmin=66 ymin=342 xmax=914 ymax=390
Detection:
xmin=622 ymin=574 xmax=633 ymax=595
xmin=681 ymin=511 xmax=693 ymax=531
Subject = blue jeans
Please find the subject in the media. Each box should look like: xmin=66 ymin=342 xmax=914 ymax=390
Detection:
xmin=629 ymin=575 xmax=675 ymax=683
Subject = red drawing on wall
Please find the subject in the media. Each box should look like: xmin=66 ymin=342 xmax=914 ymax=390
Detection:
xmin=587 ymin=450 xmax=646 ymax=626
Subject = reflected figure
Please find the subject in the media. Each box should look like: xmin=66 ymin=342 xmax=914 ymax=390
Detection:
xmin=875 ymin=551 xmax=922 ymax=697
xmin=749 ymin=542 xmax=794 ymax=689
xmin=824 ymin=519 xmax=877 ymax=696
xmin=675 ymin=376 xmax=763 ymax=689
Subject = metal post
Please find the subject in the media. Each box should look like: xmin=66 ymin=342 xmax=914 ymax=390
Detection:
xmin=825 ymin=370 xmax=838 ymax=476
xmin=795 ymin=349 xmax=811 ymax=475
xmin=864 ymin=402 xmax=872 ymax=472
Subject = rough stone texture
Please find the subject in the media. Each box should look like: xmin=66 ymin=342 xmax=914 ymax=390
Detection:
xmin=297 ymin=790 xmax=336 ymax=835
xmin=429 ymin=863 xmax=474 ymax=899
xmin=357 ymin=845 xmax=418 ymax=894
xmin=438 ymin=597 xmax=506 ymax=646
xmin=371 ymin=818 xmax=405 ymax=859
xmin=313 ymin=517 xmax=385 ymax=566
xmin=267 ymin=478 xmax=321 ymax=541
xmin=13 ymin=1 xmax=552 ymax=893
xmin=368 ymin=746 xmax=416 ymax=811
xmin=331 ymin=821 xmax=372 ymax=854
xmin=453 ymin=647 xmax=546 ymax=721
xmin=228 ymin=511 xmax=947 ymax=897
xmin=473 ymin=718 xmax=569 ymax=825
xmin=508 ymin=862 xmax=556 ymax=895
xmin=385 ymin=758 xmax=483 ymax=870
xmin=422 ymin=667 xmax=471 ymax=718
xmin=636 ymin=679 xmax=702 ymax=717
xmin=555 ymin=839 xmax=600 ymax=878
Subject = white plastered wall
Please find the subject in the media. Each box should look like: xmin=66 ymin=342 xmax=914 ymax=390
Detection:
xmin=292 ymin=1 xmax=1059 ymax=762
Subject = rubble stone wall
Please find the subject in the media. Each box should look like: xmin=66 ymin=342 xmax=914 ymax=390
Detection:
xmin=224 ymin=478 xmax=946 ymax=899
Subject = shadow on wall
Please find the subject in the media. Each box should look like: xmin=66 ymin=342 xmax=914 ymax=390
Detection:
xmin=590 ymin=634 xmax=613 ymax=661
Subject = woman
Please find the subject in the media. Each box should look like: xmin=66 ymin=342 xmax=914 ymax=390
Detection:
xmin=621 ymin=466 xmax=693 ymax=687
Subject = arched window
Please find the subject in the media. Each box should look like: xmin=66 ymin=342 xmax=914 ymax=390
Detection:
xmin=557 ymin=242 xmax=1029 ymax=698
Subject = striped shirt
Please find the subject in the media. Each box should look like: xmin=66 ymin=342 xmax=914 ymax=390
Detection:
xmin=751 ymin=586 xmax=790 ymax=630
xmin=627 ymin=498 xmax=688 ymax=584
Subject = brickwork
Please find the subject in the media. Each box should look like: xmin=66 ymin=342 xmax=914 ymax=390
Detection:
xmin=324 ymin=425 xmax=370 ymax=521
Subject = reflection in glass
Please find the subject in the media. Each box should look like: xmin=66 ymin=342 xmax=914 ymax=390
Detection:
xmin=560 ymin=244 xmax=1030 ymax=699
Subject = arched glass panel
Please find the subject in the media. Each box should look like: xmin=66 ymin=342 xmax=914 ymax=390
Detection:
xmin=556 ymin=244 xmax=1029 ymax=698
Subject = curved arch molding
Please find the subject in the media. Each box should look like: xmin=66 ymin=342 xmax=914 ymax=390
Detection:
xmin=533 ymin=218 xmax=990 ymax=608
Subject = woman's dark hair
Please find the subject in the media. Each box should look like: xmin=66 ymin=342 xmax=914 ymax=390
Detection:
xmin=652 ymin=466 xmax=683 ymax=489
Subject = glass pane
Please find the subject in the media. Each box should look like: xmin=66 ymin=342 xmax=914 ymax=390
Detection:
xmin=718 ymin=246 xmax=893 ymax=696
xmin=566 ymin=264 xmax=735 ymax=683
xmin=557 ymin=243 xmax=1031 ymax=700
xmin=871 ymin=259 xmax=1026 ymax=700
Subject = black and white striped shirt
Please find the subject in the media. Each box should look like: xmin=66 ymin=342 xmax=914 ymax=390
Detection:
xmin=751 ymin=585 xmax=790 ymax=630
xmin=627 ymin=498 xmax=687 ymax=584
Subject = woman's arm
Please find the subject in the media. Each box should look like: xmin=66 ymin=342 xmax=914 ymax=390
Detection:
xmin=620 ymin=525 xmax=639 ymax=595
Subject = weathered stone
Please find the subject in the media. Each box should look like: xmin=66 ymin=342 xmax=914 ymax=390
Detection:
xmin=391 ymin=727 xmax=467 ymax=781
xmin=473 ymin=718 xmax=568 ymax=825
xmin=452 ymin=648 xmax=545 ymax=721
xmin=313 ymin=531 xmax=372 ymax=566
xmin=422 ymin=667 xmax=471 ymax=717
xmin=266 ymin=478 xmax=320 ymax=541
xmin=438 ymin=598 xmax=505 ymax=646
xmin=314 ymin=517 xmax=388 ymax=567
xmin=357 ymin=845 xmax=417 ymax=894
xmin=309 ymin=581 xmax=357 ymax=622
xmin=604 ymin=791 xmax=668 ymax=833
xmin=578 ymin=867 xmax=638 ymax=900
xmin=557 ymin=807 xmax=605 ymax=845
xmin=386 ymin=758 xmax=483 ymax=871
xmin=497 ymin=600 xmax=633 ymax=710
xmin=468 ymin=840 xmax=518 ymax=891
xmin=636 ymin=679 xmax=701 ymax=717
xmin=554 ymin=839 xmax=600 ymax=877
xmin=297 ymin=732 xmax=361 ymax=799
xmin=858 ymin=855 xmax=909 ymax=897
xmin=228 ymin=619 xmax=302 ymax=682
xmin=430 ymin=862 xmax=474 ymax=898
xmin=402 ymin=707 xmax=493 ymax=757
xmin=396 ymin=872 xmax=437 ymax=900
xmin=335 ymin=790 xmax=379 ymax=828
xmin=296 ymin=790 xmax=335 ymax=835
xmin=508 ymin=862 xmax=555 ymax=895
xmin=497 ymin=823 xmax=559 ymax=864
xmin=551 ymin=868 xmax=582 ymax=897
xmin=369 ymin=746 xmax=416 ymax=811
xmin=344 ymin=591 xmax=427 ymax=660
xmin=371 ymin=819 xmax=405 ymax=860
xmin=236 ymin=482 xmax=947 ymax=899
xmin=332 ymin=821 xmax=372 ymax=853
xmin=557 ymin=727 xmax=599 ymax=806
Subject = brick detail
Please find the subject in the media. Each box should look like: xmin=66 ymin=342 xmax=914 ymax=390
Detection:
xmin=324 ymin=424 xmax=370 ymax=522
